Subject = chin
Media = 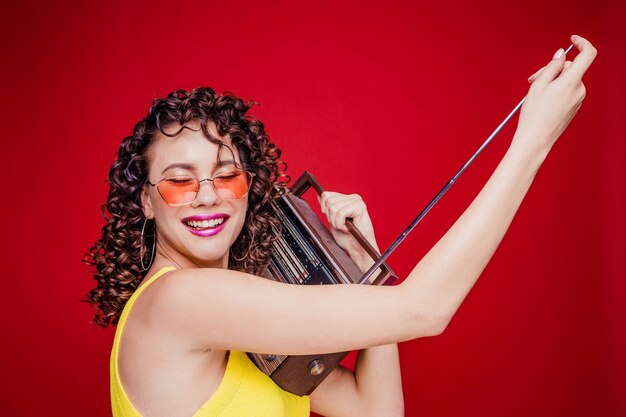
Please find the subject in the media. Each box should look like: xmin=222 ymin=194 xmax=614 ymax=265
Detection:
xmin=188 ymin=251 xmax=230 ymax=268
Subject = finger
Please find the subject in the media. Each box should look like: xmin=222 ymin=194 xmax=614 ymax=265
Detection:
xmin=329 ymin=205 xmax=346 ymax=231
xmin=324 ymin=194 xmax=348 ymax=218
xmin=531 ymin=61 xmax=576 ymax=83
xmin=326 ymin=193 xmax=362 ymax=211
xmin=318 ymin=191 xmax=335 ymax=215
xmin=330 ymin=200 xmax=363 ymax=232
xmin=562 ymin=34 xmax=597 ymax=81
xmin=317 ymin=192 xmax=326 ymax=214
xmin=327 ymin=196 xmax=360 ymax=228
xmin=319 ymin=191 xmax=344 ymax=214
xmin=329 ymin=201 xmax=347 ymax=231
xmin=321 ymin=192 xmax=353 ymax=226
xmin=534 ymin=47 xmax=567 ymax=85
xmin=528 ymin=65 xmax=546 ymax=83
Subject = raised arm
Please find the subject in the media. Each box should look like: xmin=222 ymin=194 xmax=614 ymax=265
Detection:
xmin=143 ymin=35 xmax=596 ymax=357
xmin=403 ymin=35 xmax=596 ymax=328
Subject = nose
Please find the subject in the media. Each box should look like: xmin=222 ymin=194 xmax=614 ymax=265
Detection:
xmin=191 ymin=179 xmax=222 ymax=207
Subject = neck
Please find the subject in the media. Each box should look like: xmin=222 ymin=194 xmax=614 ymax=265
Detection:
xmin=151 ymin=239 xmax=229 ymax=271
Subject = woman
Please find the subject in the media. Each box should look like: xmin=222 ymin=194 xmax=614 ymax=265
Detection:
xmin=86 ymin=35 xmax=596 ymax=417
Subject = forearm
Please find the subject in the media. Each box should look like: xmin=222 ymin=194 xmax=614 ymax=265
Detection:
xmin=354 ymin=344 xmax=404 ymax=417
xmin=351 ymin=256 xmax=404 ymax=416
xmin=404 ymin=138 xmax=549 ymax=329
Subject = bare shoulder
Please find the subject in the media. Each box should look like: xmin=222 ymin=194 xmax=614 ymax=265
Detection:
xmin=133 ymin=267 xmax=258 ymax=340
xmin=143 ymin=267 xmax=260 ymax=310
xmin=135 ymin=267 xmax=239 ymax=316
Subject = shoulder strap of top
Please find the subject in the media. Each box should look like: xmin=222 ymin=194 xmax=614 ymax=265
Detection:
xmin=118 ymin=265 xmax=178 ymax=327
xmin=111 ymin=266 xmax=178 ymax=416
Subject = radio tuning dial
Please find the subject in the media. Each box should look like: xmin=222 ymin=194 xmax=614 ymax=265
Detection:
xmin=308 ymin=359 xmax=325 ymax=376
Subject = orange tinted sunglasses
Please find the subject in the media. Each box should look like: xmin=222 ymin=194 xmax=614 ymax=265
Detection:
xmin=147 ymin=170 xmax=254 ymax=206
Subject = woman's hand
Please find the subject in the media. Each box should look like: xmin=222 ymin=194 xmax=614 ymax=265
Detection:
xmin=514 ymin=35 xmax=597 ymax=156
xmin=318 ymin=191 xmax=379 ymax=270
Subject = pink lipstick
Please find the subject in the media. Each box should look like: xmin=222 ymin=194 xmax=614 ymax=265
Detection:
xmin=181 ymin=214 xmax=230 ymax=237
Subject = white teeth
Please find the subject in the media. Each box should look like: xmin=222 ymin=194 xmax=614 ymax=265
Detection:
xmin=186 ymin=217 xmax=225 ymax=229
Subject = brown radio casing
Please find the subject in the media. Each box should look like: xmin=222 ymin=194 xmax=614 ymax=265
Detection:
xmin=246 ymin=171 xmax=396 ymax=396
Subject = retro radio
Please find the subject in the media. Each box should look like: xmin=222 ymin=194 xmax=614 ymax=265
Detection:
xmin=247 ymin=171 xmax=397 ymax=396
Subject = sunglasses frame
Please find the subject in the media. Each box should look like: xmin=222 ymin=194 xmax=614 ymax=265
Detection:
xmin=147 ymin=170 xmax=255 ymax=206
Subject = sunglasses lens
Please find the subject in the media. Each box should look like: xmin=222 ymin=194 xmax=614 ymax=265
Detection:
xmin=157 ymin=177 xmax=199 ymax=205
xmin=214 ymin=171 xmax=252 ymax=199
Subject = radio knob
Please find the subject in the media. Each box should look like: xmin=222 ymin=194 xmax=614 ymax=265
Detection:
xmin=308 ymin=359 xmax=325 ymax=376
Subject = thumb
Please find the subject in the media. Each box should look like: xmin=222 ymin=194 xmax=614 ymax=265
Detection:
xmin=317 ymin=191 xmax=327 ymax=214
xmin=534 ymin=48 xmax=566 ymax=85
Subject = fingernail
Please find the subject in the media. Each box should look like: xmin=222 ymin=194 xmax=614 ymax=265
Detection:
xmin=553 ymin=48 xmax=564 ymax=60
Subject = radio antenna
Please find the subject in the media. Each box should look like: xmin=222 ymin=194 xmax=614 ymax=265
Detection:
xmin=358 ymin=43 xmax=574 ymax=285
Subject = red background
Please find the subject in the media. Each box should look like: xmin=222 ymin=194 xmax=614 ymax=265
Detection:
xmin=1 ymin=0 xmax=624 ymax=416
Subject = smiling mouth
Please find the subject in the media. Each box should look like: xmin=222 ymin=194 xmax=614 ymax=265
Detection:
xmin=181 ymin=214 xmax=231 ymax=235
xmin=184 ymin=217 xmax=226 ymax=230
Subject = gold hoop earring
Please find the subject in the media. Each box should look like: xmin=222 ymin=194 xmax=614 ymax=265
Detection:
xmin=232 ymin=248 xmax=249 ymax=262
xmin=140 ymin=218 xmax=156 ymax=271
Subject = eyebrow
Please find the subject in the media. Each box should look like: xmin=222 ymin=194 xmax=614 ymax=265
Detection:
xmin=161 ymin=160 xmax=238 ymax=175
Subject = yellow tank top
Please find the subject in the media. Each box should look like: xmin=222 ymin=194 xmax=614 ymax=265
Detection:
xmin=110 ymin=266 xmax=310 ymax=417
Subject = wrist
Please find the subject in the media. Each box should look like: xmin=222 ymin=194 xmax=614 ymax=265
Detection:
xmin=508 ymin=132 xmax=551 ymax=168
xmin=348 ymin=248 xmax=377 ymax=274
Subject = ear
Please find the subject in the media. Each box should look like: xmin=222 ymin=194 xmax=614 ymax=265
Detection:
xmin=141 ymin=185 xmax=155 ymax=219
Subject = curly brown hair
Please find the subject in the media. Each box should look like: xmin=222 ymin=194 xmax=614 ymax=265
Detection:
xmin=84 ymin=87 xmax=289 ymax=328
